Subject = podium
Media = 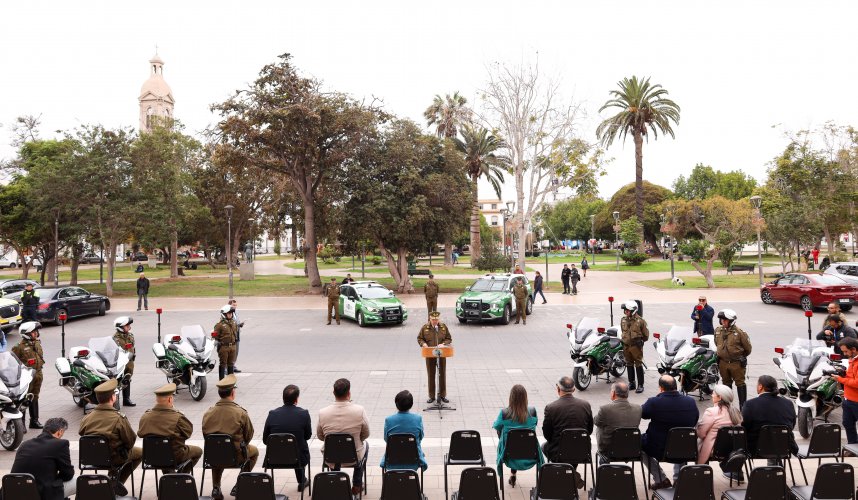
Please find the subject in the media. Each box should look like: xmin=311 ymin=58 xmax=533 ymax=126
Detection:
xmin=422 ymin=345 xmax=455 ymax=418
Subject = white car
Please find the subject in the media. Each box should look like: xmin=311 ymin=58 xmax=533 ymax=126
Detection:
xmin=824 ymin=262 xmax=858 ymax=285
xmin=0 ymin=258 xmax=17 ymax=269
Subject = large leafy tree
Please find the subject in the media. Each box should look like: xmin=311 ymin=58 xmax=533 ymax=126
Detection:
xmin=596 ymin=76 xmax=680 ymax=241
xmin=673 ymin=163 xmax=757 ymax=200
xmin=594 ymin=181 xmax=673 ymax=251
xmin=537 ymin=197 xmax=607 ymax=244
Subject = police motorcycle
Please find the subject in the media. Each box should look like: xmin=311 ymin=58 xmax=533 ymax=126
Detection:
xmin=0 ymin=351 xmax=33 ymax=450
xmin=55 ymin=336 xmax=130 ymax=410
xmin=567 ymin=317 xmax=626 ymax=390
xmin=152 ymin=325 xmax=215 ymax=401
xmin=652 ymin=325 xmax=719 ymax=399
xmin=773 ymin=338 xmax=843 ymax=438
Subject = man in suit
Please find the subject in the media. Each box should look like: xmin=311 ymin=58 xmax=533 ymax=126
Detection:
xmin=317 ymin=378 xmax=370 ymax=496
xmin=542 ymin=376 xmax=593 ymax=488
xmin=263 ymin=384 xmax=312 ymax=492
xmin=594 ymin=381 xmax=642 ymax=465
xmin=742 ymin=374 xmax=797 ymax=463
xmin=641 ymin=375 xmax=699 ymax=490
xmin=9 ymin=417 xmax=75 ymax=500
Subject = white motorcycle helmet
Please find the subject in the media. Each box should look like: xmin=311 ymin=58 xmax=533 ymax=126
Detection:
xmin=220 ymin=304 xmax=234 ymax=320
xmin=19 ymin=321 xmax=42 ymax=341
xmin=621 ymin=300 xmax=639 ymax=315
xmin=718 ymin=309 xmax=738 ymax=327
xmin=114 ymin=316 xmax=133 ymax=333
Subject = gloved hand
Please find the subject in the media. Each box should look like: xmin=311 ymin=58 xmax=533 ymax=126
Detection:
xmin=634 ymin=339 xmax=644 ymax=348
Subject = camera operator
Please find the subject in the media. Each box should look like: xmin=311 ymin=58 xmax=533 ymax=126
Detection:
xmin=816 ymin=314 xmax=857 ymax=347
xmin=834 ymin=338 xmax=858 ymax=451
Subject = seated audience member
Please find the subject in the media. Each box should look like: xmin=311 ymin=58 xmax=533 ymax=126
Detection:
xmin=317 ymin=378 xmax=370 ymax=496
xmin=542 ymin=376 xmax=593 ymax=487
xmin=10 ymin=417 xmax=75 ymax=500
xmin=594 ymin=381 xmax=642 ymax=465
xmin=263 ymin=384 xmax=313 ymax=492
xmin=742 ymin=375 xmax=797 ymax=463
xmin=380 ymin=390 xmax=427 ymax=471
xmin=641 ymin=375 xmax=699 ymax=490
xmin=493 ymin=384 xmax=544 ymax=486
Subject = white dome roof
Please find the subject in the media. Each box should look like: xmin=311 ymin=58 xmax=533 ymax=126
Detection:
xmin=139 ymin=74 xmax=173 ymax=100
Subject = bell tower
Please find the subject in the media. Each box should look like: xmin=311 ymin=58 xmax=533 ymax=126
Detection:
xmin=138 ymin=51 xmax=174 ymax=132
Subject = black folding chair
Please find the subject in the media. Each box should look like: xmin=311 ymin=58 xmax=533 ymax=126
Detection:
xmin=445 ymin=430 xmax=485 ymax=500
xmin=140 ymin=435 xmax=193 ymax=498
xmin=380 ymin=469 xmax=424 ymax=500
xmin=652 ymin=464 xmax=715 ymax=500
xmin=310 ymin=471 xmax=352 ymax=499
xmin=794 ymin=422 xmax=841 ymax=485
xmin=382 ymin=433 xmax=424 ymax=493
xmin=789 ymin=462 xmax=854 ymax=500
xmin=752 ymin=425 xmax=796 ymax=486
xmin=663 ymin=428 xmax=698 ymax=467
xmin=321 ymin=433 xmax=368 ymax=498
xmin=590 ymin=464 xmax=638 ymax=500
xmin=199 ymin=433 xmax=250 ymax=496
xmin=498 ymin=429 xmax=541 ymax=500
xmin=234 ymin=472 xmax=288 ymax=500
xmin=79 ymin=434 xmax=137 ymax=497
xmin=1 ymin=473 xmax=40 ymax=500
xmin=552 ymin=428 xmax=594 ymax=490
xmin=263 ymin=433 xmax=311 ymax=499
xmin=530 ymin=462 xmax=577 ymax=500
xmin=76 ymin=473 xmax=137 ymax=500
xmin=595 ymin=427 xmax=648 ymax=498
xmin=721 ymin=466 xmax=787 ymax=500
xmin=709 ymin=426 xmax=750 ymax=488
xmin=451 ymin=467 xmax=500 ymax=500
xmin=158 ymin=473 xmax=213 ymax=500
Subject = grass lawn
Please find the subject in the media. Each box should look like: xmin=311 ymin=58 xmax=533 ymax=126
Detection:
xmin=284 ymin=260 xmax=533 ymax=275
xmin=254 ymin=255 xmax=290 ymax=261
xmin=57 ymin=264 xmax=227 ymax=282
xmin=634 ymin=275 xmax=762 ymax=289
xmin=588 ymin=257 xmax=782 ymax=273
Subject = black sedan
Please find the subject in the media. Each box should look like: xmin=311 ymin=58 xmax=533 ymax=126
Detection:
xmin=8 ymin=286 xmax=110 ymax=324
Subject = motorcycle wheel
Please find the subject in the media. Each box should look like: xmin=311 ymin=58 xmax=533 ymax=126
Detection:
xmin=573 ymin=366 xmax=592 ymax=390
xmin=73 ymin=395 xmax=88 ymax=408
xmin=797 ymin=406 xmax=813 ymax=439
xmin=190 ymin=376 xmax=207 ymax=401
xmin=609 ymin=352 xmax=627 ymax=377
xmin=0 ymin=419 xmax=24 ymax=450
xmin=702 ymin=364 xmax=720 ymax=395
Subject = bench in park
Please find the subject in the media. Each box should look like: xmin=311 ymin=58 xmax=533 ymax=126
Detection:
xmin=407 ymin=264 xmax=432 ymax=277
xmin=727 ymin=263 xmax=755 ymax=274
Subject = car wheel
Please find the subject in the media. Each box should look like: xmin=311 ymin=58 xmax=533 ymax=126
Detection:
xmin=98 ymin=302 xmax=106 ymax=316
xmin=8 ymin=263 xmax=15 ymax=269
xmin=761 ymin=290 xmax=775 ymax=304
xmin=499 ymin=304 xmax=511 ymax=325
xmin=357 ymin=312 xmax=365 ymax=327
xmin=800 ymin=295 xmax=813 ymax=311
xmin=55 ymin=309 xmax=68 ymax=325
xmin=526 ymin=298 xmax=533 ymax=315
xmin=457 ymin=316 xmax=467 ymax=324
xmin=842 ymin=305 xmax=853 ymax=312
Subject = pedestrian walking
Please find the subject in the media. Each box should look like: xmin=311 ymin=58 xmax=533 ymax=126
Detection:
xmin=812 ymin=247 xmax=820 ymax=266
xmin=532 ymin=271 xmax=546 ymax=304
xmin=452 ymin=249 xmax=459 ymax=265
xmin=136 ymin=273 xmax=150 ymax=311
xmin=580 ymin=256 xmax=589 ymax=277
xmin=561 ymin=264 xmax=571 ymax=294
xmin=570 ymin=264 xmax=581 ymax=295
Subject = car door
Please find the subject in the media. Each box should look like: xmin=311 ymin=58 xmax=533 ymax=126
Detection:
xmin=340 ymin=286 xmax=355 ymax=319
xmin=75 ymin=287 xmax=99 ymax=315
xmin=786 ymin=275 xmax=812 ymax=304
xmin=56 ymin=288 xmax=79 ymax=317
xmin=768 ymin=276 xmax=792 ymax=301
xmin=506 ymin=280 xmax=518 ymax=314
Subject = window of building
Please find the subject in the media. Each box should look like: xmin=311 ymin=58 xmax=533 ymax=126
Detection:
xmin=491 ymin=216 xmax=498 ymax=226
xmin=491 ymin=203 xmax=498 ymax=210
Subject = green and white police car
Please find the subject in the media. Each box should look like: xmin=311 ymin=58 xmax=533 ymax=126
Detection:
xmin=339 ymin=281 xmax=408 ymax=327
xmin=455 ymin=273 xmax=533 ymax=324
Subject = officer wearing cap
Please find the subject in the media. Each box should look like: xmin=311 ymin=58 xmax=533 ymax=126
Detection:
xmin=137 ymin=383 xmax=201 ymax=474
xmin=715 ymin=309 xmax=752 ymax=409
xmin=620 ymin=300 xmax=649 ymax=394
xmin=21 ymin=282 xmax=40 ymax=322
xmin=112 ymin=316 xmax=136 ymax=407
xmin=201 ymin=375 xmax=257 ymax=500
xmin=78 ymin=379 xmax=142 ymax=496
xmin=513 ymin=277 xmax=529 ymax=325
xmin=424 ymin=274 xmax=439 ymax=320
xmin=213 ymin=305 xmax=239 ymax=380
xmin=325 ymin=277 xmax=341 ymax=325
xmin=12 ymin=321 xmax=45 ymax=429
xmin=418 ymin=311 xmax=453 ymax=404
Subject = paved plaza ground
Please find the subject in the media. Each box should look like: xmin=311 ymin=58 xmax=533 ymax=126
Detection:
xmin=0 ymin=293 xmax=851 ymax=498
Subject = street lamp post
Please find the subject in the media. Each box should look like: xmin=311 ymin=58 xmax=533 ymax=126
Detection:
xmin=662 ymin=213 xmax=675 ymax=279
xmin=248 ymin=218 xmax=255 ymax=262
xmin=54 ymin=212 xmax=59 ymax=287
xmin=500 ymin=209 xmax=509 ymax=258
xmin=589 ymin=214 xmax=596 ymax=265
xmin=224 ymin=205 xmax=234 ymax=299
xmin=750 ymin=195 xmax=763 ymax=286
xmin=612 ymin=211 xmax=620 ymax=271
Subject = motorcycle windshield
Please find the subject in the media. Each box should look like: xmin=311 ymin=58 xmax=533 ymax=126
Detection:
xmin=181 ymin=325 xmax=207 ymax=352
xmin=574 ymin=317 xmax=600 ymax=343
xmin=664 ymin=326 xmax=695 ymax=355
xmin=89 ymin=336 xmax=120 ymax=369
xmin=0 ymin=352 xmax=22 ymax=391
xmin=787 ymin=338 xmax=828 ymax=377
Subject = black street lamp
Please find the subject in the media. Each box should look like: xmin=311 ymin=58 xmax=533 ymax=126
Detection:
xmin=224 ymin=205 xmax=234 ymax=299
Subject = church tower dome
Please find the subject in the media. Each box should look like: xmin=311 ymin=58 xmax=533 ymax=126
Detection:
xmin=138 ymin=52 xmax=174 ymax=132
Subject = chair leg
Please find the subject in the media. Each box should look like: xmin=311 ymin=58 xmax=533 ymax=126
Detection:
xmin=444 ymin=461 xmax=449 ymax=500
xmin=786 ymin=457 xmax=796 ymax=487
xmin=140 ymin=469 xmax=146 ymax=500
xmin=498 ymin=465 xmax=504 ymax=500
xmin=154 ymin=469 xmax=159 ymax=497
xmin=200 ymin=467 xmax=206 ymax=496
xmin=307 ymin=462 xmax=311 ymax=496
xmin=798 ymin=457 xmax=808 ymax=486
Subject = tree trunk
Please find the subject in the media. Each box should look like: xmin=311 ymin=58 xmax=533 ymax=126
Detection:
xmin=469 ymin=175 xmax=481 ymax=266
xmin=689 ymin=259 xmax=716 ymax=288
xmin=516 ymin=216 xmax=527 ymax=272
xmin=105 ymin=241 xmax=117 ymax=297
xmin=633 ymin=131 xmax=645 ymax=250
xmin=302 ymin=196 xmax=322 ymax=293
xmin=379 ymin=242 xmax=414 ymax=293
xmin=444 ymin=241 xmax=452 ymax=267
xmin=290 ymin=225 xmax=298 ymax=255
xmin=170 ymin=224 xmax=179 ymax=278
xmin=70 ymin=260 xmax=80 ymax=285
xmin=823 ymin=225 xmax=834 ymax=256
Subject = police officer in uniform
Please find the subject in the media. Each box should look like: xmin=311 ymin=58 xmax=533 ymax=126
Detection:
xmin=21 ymin=282 xmax=40 ymax=322
xmin=714 ymin=309 xmax=752 ymax=409
xmin=137 ymin=383 xmax=201 ymax=474
xmin=325 ymin=277 xmax=341 ymax=325
xmin=424 ymin=274 xmax=439 ymax=319
xmin=12 ymin=321 xmax=44 ymax=429
xmin=112 ymin=316 xmax=136 ymax=407
xmin=513 ymin=277 xmax=529 ymax=325
xmin=418 ymin=311 xmax=452 ymax=404
xmin=78 ymin=379 xmax=142 ymax=496
xmin=202 ymin=375 xmax=258 ymax=500
xmin=620 ymin=300 xmax=649 ymax=394
xmin=213 ymin=305 xmax=238 ymax=380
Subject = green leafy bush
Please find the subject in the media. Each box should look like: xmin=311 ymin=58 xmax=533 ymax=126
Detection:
xmin=318 ymin=245 xmax=337 ymax=265
xmin=679 ymin=239 xmax=707 ymax=262
xmin=371 ymin=256 xmax=382 ymax=266
xmin=620 ymin=252 xmax=649 ymax=266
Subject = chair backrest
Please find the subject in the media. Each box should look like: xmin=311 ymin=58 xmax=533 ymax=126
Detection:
xmin=604 ymin=428 xmax=642 ymax=461
xmin=158 ymin=473 xmax=200 ymax=500
xmin=76 ymin=474 xmax=116 ymax=500
xmin=204 ymin=433 xmax=241 ymax=468
xmin=672 ymin=464 xmax=714 ymax=500
xmin=711 ymin=426 xmax=747 ymax=461
xmin=143 ymin=435 xmax=178 ymax=469
xmin=235 ymin=472 xmax=276 ymax=500
xmin=323 ymin=433 xmax=359 ymax=466
xmin=456 ymin=467 xmax=500 ymax=500
xmin=592 ymin=464 xmax=638 ymax=500
xmin=663 ymin=427 xmax=699 ymax=463
xmin=744 ymin=466 xmax=786 ymax=500
xmin=535 ymin=463 xmax=577 ymax=500
xmin=807 ymin=423 xmax=842 ymax=456
xmin=79 ymin=435 xmax=113 ymax=469
xmin=504 ymin=428 xmax=540 ymax=462
xmin=554 ymin=428 xmax=591 ymax=464
xmin=264 ymin=433 xmax=301 ymax=468
xmin=756 ymin=425 xmax=791 ymax=459
xmin=311 ymin=471 xmax=353 ymax=499
xmin=385 ymin=433 xmax=420 ymax=468
xmin=1 ymin=473 xmax=40 ymax=500
xmin=448 ymin=430 xmax=483 ymax=463
xmin=810 ymin=463 xmax=854 ymax=499
xmin=380 ymin=469 xmax=422 ymax=500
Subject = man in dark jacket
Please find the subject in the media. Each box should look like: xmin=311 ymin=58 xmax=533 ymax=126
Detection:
xmin=817 ymin=314 xmax=858 ymax=347
xmin=136 ymin=272 xmax=150 ymax=311
xmin=263 ymin=384 xmax=312 ymax=492
xmin=691 ymin=296 xmax=715 ymax=335
xmin=561 ymin=264 xmax=571 ymax=294
xmin=20 ymin=282 xmax=40 ymax=322
xmin=542 ymin=376 xmax=593 ymax=487
xmin=641 ymin=375 xmax=699 ymax=490
xmin=532 ymin=271 xmax=546 ymax=304
xmin=742 ymin=374 xmax=797 ymax=463
xmin=10 ymin=417 xmax=75 ymax=500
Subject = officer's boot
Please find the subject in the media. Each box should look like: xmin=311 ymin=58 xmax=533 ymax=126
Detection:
xmin=738 ymin=385 xmax=747 ymax=410
xmin=635 ymin=366 xmax=645 ymax=393
xmin=628 ymin=365 xmax=637 ymax=391
xmin=122 ymin=383 xmax=136 ymax=407
xmin=29 ymin=400 xmax=43 ymax=429
xmin=227 ymin=365 xmax=234 ymax=375
xmin=218 ymin=365 xmax=225 ymax=380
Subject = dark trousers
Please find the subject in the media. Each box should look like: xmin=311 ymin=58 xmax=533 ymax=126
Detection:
xmin=561 ymin=279 xmax=570 ymax=293
xmin=532 ymin=289 xmax=546 ymax=302
xmin=571 ymin=279 xmax=579 ymax=294
xmin=844 ymin=399 xmax=858 ymax=444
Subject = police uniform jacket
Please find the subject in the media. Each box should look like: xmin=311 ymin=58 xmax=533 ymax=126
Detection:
xmin=213 ymin=319 xmax=238 ymax=345
xmin=21 ymin=289 xmax=40 ymax=308
xmin=417 ymin=323 xmax=452 ymax=347
xmin=325 ymin=283 xmax=341 ymax=299
xmin=12 ymin=339 xmax=44 ymax=370
xmin=202 ymin=398 xmax=254 ymax=456
xmin=137 ymin=404 xmax=195 ymax=460
xmin=79 ymin=403 xmax=137 ymax=465
xmin=715 ymin=325 xmax=752 ymax=362
xmin=620 ymin=315 xmax=649 ymax=345
xmin=113 ymin=331 xmax=135 ymax=358
xmin=513 ymin=283 xmax=529 ymax=300
xmin=424 ymin=280 xmax=439 ymax=298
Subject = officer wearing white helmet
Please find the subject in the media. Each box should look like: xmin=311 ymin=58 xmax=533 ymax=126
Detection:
xmin=112 ymin=316 xmax=137 ymax=407
xmin=12 ymin=322 xmax=45 ymax=428
xmin=714 ymin=308 xmax=752 ymax=409
xmin=620 ymin=300 xmax=649 ymax=393
xmin=213 ymin=305 xmax=239 ymax=379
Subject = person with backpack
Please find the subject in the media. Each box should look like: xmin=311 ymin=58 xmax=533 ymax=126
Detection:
xmin=570 ymin=264 xmax=581 ymax=295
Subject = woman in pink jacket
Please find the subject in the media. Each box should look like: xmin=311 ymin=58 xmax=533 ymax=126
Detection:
xmin=696 ymin=384 xmax=742 ymax=463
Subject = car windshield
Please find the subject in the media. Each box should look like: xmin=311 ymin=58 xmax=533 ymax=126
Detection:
xmin=181 ymin=325 xmax=207 ymax=351
xmin=574 ymin=317 xmax=600 ymax=342
xmin=0 ymin=352 xmax=22 ymax=391
xmin=89 ymin=336 xmax=120 ymax=368
xmin=664 ymin=326 xmax=695 ymax=354
xmin=358 ymin=286 xmax=393 ymax=299
xmin=470 ymin=278 xmax=509 ymax=292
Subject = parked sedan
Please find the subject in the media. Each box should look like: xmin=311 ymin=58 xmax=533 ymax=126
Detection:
xmin=761 ymin=273 xmax=858 ymax=311
xmin=11 ymin=286 xmax=110 ymax=324
xmin=79 ymin=253 xmax=104 ymax=264
xmin=0 ymin=279 xmax=39 ymax=297
xmin=824 ymin=262 xmax=858 ymax=286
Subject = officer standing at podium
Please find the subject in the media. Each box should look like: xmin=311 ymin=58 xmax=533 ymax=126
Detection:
xmin=418 ymin=311 xmax=452 ymax=404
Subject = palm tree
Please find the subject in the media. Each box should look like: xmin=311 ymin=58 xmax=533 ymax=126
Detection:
xmin=454 ymin=125 xmax=510 ymax=264
xmin=424 ymin=92 xmax=471 ymax=139
xmin=596 ymin=76 xmax=680 ymax=237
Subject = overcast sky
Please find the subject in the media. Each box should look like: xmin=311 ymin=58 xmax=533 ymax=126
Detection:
xmin=2 ymin=1 xmax=856 ymax=202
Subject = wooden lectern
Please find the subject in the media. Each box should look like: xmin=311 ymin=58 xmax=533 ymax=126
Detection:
xmin=422 ymin=345 xmax=455 ymax=418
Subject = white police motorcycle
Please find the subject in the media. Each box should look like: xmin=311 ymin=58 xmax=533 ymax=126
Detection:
xmin=153 ymin=325 xmax=216 ymax=401
xmin=652 ymin=325 xmax=719 ymax=399
xmin=0 ymin=351 xmax=33 ymax=450
xmin=55 ymin=336 xmax=131 ymax=410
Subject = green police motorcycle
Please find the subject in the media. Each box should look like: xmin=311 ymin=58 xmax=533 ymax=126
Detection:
xmin=567 ymin=317 xmax=626 ymax=390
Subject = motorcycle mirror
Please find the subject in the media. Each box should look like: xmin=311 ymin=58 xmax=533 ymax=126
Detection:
xmin=566 ymin=324 xmax=573 ymax=329
xmin=831 ymin=353 xmax=842 ymax=361
xmin=774 ymin=347 xmax=784 ymax=354
xmin=171 ymin=335 xmax=182 ymax=342
xmin=653 ymin=333 xmax=660 ymax=339
xmin=124 ymin=343 xmax=132 ymax=349
xmin=597 ymin=327 xmax=606 ymax=333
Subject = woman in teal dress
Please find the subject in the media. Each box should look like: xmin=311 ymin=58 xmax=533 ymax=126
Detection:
xmin=492 ymin=384 xmax=544 ymax=486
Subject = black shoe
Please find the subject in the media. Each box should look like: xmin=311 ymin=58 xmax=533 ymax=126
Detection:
xmin=297 ymin=477 xmax=309 ymax=492
xmin=427 ymin=397 xmax=435 ymax=404
xmin=29 ymin=420 xmax=43 ymax=429
xmin=123 ymin=400 xmax=136 ymax=407
xmin=230 ymin=485 xmax=237 ymax=496
xmin=211 ymin=486 xmax=224 ymax=500
xmin=508 ymin=474 xmax=516 ymax=486
xmin=113 ymin=481 xmax=128 ymax=496
xmin=542 ymin=301 xmax=547 ymax=304
xmin=574 ymin=472 xmax=585 ymax=489
xmin=439 ymin=396 xmax=449 ymax=403
xmin=635 ymin=385 xmax=645 ymax=394
xmin=650 ymin=478 xmax=671 ymax=490
xmin=628 ymin=381 xmax=637 ymax=391
xmin=233 ymin=368 xmax=242 ymax=373
xmin=515 ymin=320 xmax=520 ymax=324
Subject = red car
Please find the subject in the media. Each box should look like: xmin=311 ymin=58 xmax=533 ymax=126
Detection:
xmin=761 ymin=273 xmax=857 ymax=311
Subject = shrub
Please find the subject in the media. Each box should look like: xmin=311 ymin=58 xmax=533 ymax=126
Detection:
xmin=474 ymin=253 xmax=511 ymax=272
xmin=371 ymin=256 xmax=382 ymax=266
xmin=620 ymin=252 xmax=649 ymax=266
xmin=318 ymin=245 xmax=336 ymax=265
xmin=273 ymin=239 xmax=281 ymax=256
